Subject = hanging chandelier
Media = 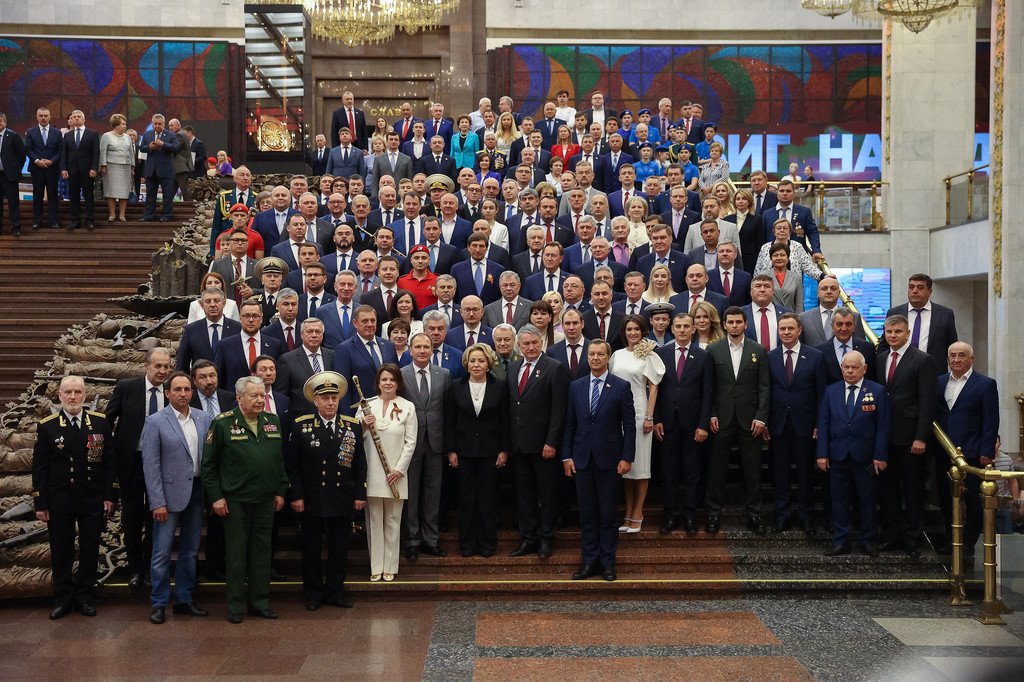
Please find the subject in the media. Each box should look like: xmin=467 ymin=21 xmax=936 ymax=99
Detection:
xmin=306 ymin=0 xmax=398 ymax=46
xmin=397 ymin=0 xmax=460 ymax=34
xmin=800 ymin=0 xmax=853 ymax=18
xmin=875 ymin=0 xmax=960 ymax=33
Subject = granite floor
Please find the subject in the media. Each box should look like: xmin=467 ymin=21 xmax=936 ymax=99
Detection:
xmin=2 ymin=593 xmax=1023 ymax=680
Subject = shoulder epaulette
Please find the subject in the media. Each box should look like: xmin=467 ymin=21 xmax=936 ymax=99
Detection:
xmin=40 ymin=414 xmax=59 ymax=424
xmin=215 ymin=411 xmax=233 ymax=420
xmin=86 ymin=410 xmax=106 ymax=418
xmin=339 ymin=415 xmax=359 ymax=424
xmin=295 ymin=414 xmax=316 ymax=423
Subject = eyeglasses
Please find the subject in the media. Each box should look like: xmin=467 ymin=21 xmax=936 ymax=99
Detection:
xmin=240 ymin=314 xmax=262 ymax=320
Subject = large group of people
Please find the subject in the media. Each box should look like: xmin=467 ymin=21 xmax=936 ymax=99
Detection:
xmin=28 ymin=92 xmax=1008 ymax=624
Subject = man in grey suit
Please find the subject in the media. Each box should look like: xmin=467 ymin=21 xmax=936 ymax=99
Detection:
xmin=483 ymin=271 xmax=533 ymax=330
xmin=167 ymin=119 xmax=194 ymax=202
xmin=799 ymin=276 xmax=865 ymax=346
xmin=273 ymin=318 xmax=335 ymax=417
xmin=141 ymin=371 xmax=212 ymax=625
xmin=400 ymin=333 xmax=451 ymax=560
xmin=371 ymin=131 xmax=413 ymax=196
xmin=297 ymin=192 xmax=334 ymax=252
xmin=208 ymin=228 xmax=257 ymax=305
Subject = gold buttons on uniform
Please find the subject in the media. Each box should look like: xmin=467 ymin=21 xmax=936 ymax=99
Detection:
xmin=322 ymin=482 xmax=326 ymax=486
xmin=336 ymin=483 xmax=340 ymax=486
xmin=322 ymin=471 xmax=326 ymax=475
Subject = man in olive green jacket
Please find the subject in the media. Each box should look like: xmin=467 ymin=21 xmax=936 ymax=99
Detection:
xmin=202 ymin=376 xmax=289 ymax=623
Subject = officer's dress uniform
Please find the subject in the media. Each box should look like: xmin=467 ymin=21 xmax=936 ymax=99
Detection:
xmin=202 ymin=407 xmax=289 ymax=618
xmin=286 ymin=412 xmax=366 ymax=606
xmin=32 ymin=410 xmax=115 ymax=609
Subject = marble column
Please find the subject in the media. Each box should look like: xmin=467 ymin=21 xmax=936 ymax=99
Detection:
xmin=883 ymin=13 xmax=977 ymax=306
xmin=988 ymin=0 xmax=1022 ymax=438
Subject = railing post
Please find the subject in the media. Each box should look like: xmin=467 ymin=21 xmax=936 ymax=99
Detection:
xmin=947 ymin=462 xmax=969 ymax=605
xmin=870 ymin=181 xmax=879 ymax=231
xmin=975 ymin=478 xmax=1013 ymax=624
xmin=817 ymin=181 xmax=825 ymax=228
xmin=967 ymin=170 xmax=975 ymax=220
xmin=944 ymin=177 xmax=952 ymax=225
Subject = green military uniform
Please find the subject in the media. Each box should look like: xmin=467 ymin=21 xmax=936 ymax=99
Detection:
xmin=202 ymin=406 xmax=289 ymax=617
xmin=491 ymin=351 xmax=521 ymax=381
xmin=32 ymin=409 xmax=115 ymax=608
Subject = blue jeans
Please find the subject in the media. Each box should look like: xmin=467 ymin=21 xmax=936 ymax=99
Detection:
xmin=149 ymin=480 xmax=204 ymax=607
xmin=996 ymin=508 xmax=1013 ymax=535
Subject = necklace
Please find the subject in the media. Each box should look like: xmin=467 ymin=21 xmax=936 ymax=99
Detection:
xmin=469 ymin=380 xmax=486 ymax=400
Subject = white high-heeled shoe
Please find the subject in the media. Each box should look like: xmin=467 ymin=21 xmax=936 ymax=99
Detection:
xmin=618 ymin=518 xmax=634 ymax=532
xmin=370 ymin=574 xmax=381 ymax=582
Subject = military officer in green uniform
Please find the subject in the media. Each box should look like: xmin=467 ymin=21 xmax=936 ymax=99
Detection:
xmin=202 ymin=375 xmax=289 ymax=623
xmin=285 ymin=372 xmax=367 ymax=611
xmin=32 ymin=376 xmax=116 ymax=619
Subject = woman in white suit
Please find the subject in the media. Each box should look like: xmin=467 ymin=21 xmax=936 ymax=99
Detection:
xmin=360 ymin=363 xmax=417 ymax=582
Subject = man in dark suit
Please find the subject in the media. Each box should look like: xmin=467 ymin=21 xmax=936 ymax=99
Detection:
xmin=414 ymin=136 xmax=458 ymax=182
xmin=305 ymin=134 xmax=331 ymax=175
xmin=677 ymin=102 xmax=704 ymax=145
xmin=749 ymin=170 xmax=778 ymax=216
xmin=883 ymin=273 xmax=958 ymax=373
xmin=176 ymin=289 xmax=242 ymax=371
xmin=536 ymin=102 xmax=566 ymax=149
xmin=185 ymin=126 xmax=208 ymax=179
xmin=392 ymin=102 xmax=423 ymax=145
xmin=705 ymin=306 xmax=771 ymax=534
xmin=513 ymin=225 xmax=549 ymax=284
xmin=507 ymin=325 xmax=570 ymax=558
xmin=333 ymin=306 xmax=399 ymax=416
xmin=816 ymin=350 xmax=890 ymax=556
xmin=274 ymin=318 xmax=335 ymax=417
xmin=214 ymin=300 xmax=284 ymax=390
xmin=167 ymin=118 xmax=194 ymax=202
xmin=210 ymin=167 xmax=258 ymax=258
xmin=707 ymin=242 xmax=752 ymax=307
xmin=548 ymin=308 xmax=592 ymax=381
xmin=599 ymin=136 xmax=634 ymax=194
xmin=582 ymin=92 xmax=619 ymax=127
xmin=400 ymin=334 xmax=451 ymax=559
xmin=636 ymin=224 xmax=692 ymax=293
xmin=188 ymin=360 xmax=235 ymax=418
xmin=314 ymin=271 xmax=360 ymax=348
xmin=330 ymin=90 xmax=368 ymax=149
xmin=800 ymin=276 xmax=866 ymax=346
xmin=450 ymin=234 xmax=504 ymax=306
xmin=581 ymin=281 xmax=626 ymax=351
xmin=934 ymin=342 xmax=999 ymax=554
xmin=24 ymin=106 xmax=62 ymax=229
xmin=742 ymin=275 xmax=793 ymax=350
xmin=562 ymin=339 xmax=635 ymax=581
xmin=447 ymin=295 xmax=494 ymax=351
xmin=574 ymin=239 xmax=627 ymax=294
xmin=761 ymin=179 xmax=821 ymax=258
xmin=816 ymin=307 xmax=878 ymax=385
xmin=285 ymin=371 xmax=366 ymax=611
xmin=767 ymin=314 xmax=827 ymax=534
xmin=325 ymin=127 xmax=365 ymax=179
xmin=107 ymin=348 xmax=171 ymax=587
xmin=0 ymin=112 xmax=27 ymax=236
xmin=60 ymin=109 xmax=100 ymax=229
xmin=670 ymin=264 xmax=729 ymax=320
xmin=424 ymin=102 xmax=454 ymax=151
xmin=139 ymin=114 xmax=178 ymax=222
xmin=653 ymin=312 xmax=712 ymax=533
xmin=876 ymin=314 xmax=938 ymax=557
xmin=32 ymin=377 xmax=115 ymax=619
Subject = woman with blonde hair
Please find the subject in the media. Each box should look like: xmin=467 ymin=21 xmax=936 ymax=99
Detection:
xmin=711 ymin=181 xmax=735 ymax=216
xmin=625 ymin=196 xmax=651 ymax=250
xmin=723 ymin=188 xmax=764 ymax=272
xmin=690 ymin=300 xmax=724 ymax=349
xmin=541 ymin=290 xmax=565 ymax=334
xmin=495 ymin=112 xmax=520 ymax=158
xmin=99 ymin=113 xmax=134 ymax=221
xmin=642 ymin=263 xmax=677 ymax=303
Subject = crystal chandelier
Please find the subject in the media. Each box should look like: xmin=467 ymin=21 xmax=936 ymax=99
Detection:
xmin=875 ymin=0 xmax=961 ymax=33
xmin=397 ymin=0 xmax=460 ymax=34
xmin=801 ymin=0 xmax=853 ymax=18
xmin=306 ymin=1 xmax=399 ymax=46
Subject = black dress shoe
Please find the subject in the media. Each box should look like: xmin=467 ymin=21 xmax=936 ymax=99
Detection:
xmin=324 ymin=596 xmax=353 ymax=608
xmin=85 ymin=222 xmax=94 ymax=230
xmin=659 ymin=516 xmax=680 ymax=533
xmin=747 ymin=516 xmax=767 ymax=535
xmin=860 ymin=543 xmax=880 ymax=557
xmin=305 ymin=600 xmax=321 ymax=611
xmin=461 ymin=549 xmax=475 ymax=558
xmin=227 ymin=613 xmax=243 ymax=624
xmin=159 ymin=216 xmax=171 ymax=222
xmin=824 ymin=544 xmax=851 ymax=556
xmin=78 ymin=603 xmax=97 ymax=617
xmin=139 ymin=217 xmax=153 ymax=222
xmin=572 ymin=563 xmax=600 ymax=580
xmin=538 ymin=541 xmax=553 ymax=559
xmin=150 ymin=607 xmax=166 ymax=624
xmin=31 ymin=223 xmax=41 ymax=229
xmin=11 ymin=227 xmax=20 ymax=237
xmin=129 ymin=572 xmax=144 ymax=588
xmin=271 ymin=566 xmax=285 ymax=580
xmin=683 ymin=517 xmax=697 ymax=533
xmin=405 ymin=547 xmax=419 ymax=561
xmin=877 ymin=540 xmax=902 ymax=552
xmin=172 ymin=602 xmax=209 ymax=617
xmin=419 ymin=543 xmax=447 ymax=557
xmin=772 ymin=517 xmax=792 ymax=533
xmin=509 ymin=541 xmax=538 ymax=557
xmin=247 ymin=608 xmax=278 ymax=619
xmin=479 ymin=549 xmax=494 ymax=558
xmin=602 ymin=566 xmax=617 ymax=581
xmin=800 ymin=519 xmax=816 ymax=536
xmin=49 ymin=603 xmax=71 ymax=620
xmin=705 ymin=516 xmax=720 ymax=533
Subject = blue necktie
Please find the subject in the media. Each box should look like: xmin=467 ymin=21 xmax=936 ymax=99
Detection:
xmin=429 ymin=244 xmax=437 ymax=271
xmin=311 ymin=353 xmax=322 ymax=372
xmin=367 ymin=341 xmax=381 ymax=368
xmin=474 ymin=261 xmax=485 ymax=295
xmin=339 ymin=254 xmax=348 ymax=272
xmin=148 ymin=387 xmax=158 ymax=415
xmin=341 ymin=305 xmax=350 ymax=335
xmin=210 ymin=323 xmax=220 ymax=352
xmin=846 ymin=384 xmax=858 ymax=419
xmin=755 ymin=193 xmax=762 ymax=214
xmin=590 ymin=378 xmax=601 ymax=416
xmin=309 ymin=296 xmax=318 ymax=317
xmin=75 ymin=128 xmax=81 ymax=147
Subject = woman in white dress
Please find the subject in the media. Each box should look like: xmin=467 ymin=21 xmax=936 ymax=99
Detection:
xmin=609 ymin=314 xmax=665 ymax=533
xmin=359 ymin=364 xmax=417 ymax=582
xmin=186 ymin=272 xmax=240 ymax=324
xmin=625 ymin=197 xmax=650 ymax=251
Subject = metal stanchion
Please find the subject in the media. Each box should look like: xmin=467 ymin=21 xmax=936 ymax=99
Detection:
xmin=947 ymin=462 xmax=969 ymax=605
xmin=975 ymin=479 xmax=1013 ymax=624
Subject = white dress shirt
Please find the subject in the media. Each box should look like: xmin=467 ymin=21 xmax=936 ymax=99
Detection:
xmin=907 ymin=301 xmax=932 ymax=352
xmin=728 ymin=337 xmax=745 ymax=378
xmin=781 ymin=341 xmax=801 ymax=373
xmin=172 ymin=406 xmax=201 ymax=476
xmin=754 ymin=303 xmax=779 ymax=350
xmin=945 ymin=368 xmax=972 ymax=408
xmin=887 ymin=340 xmax=912 ymax=378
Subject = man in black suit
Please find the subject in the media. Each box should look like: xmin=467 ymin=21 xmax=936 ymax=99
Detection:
xmin=816 ymin=307 xmax=877 ymax=385
xmin=581 ymin=281 xmax=626 ymax=351
xmin=653 ymin=312 xmax=712 ymax=533
xmin=0 ymin=112 xmax=27 ymax=236
xmin=749 ymin=170 xmax=778 ymax=216
xmin=414 ymin=136 xmax=457 ymax=182
xmin=185 ymin=126 xmax=208 ymax=179
xmin=876 ymin=314 xmax=938 ymax=557
xmin=176 ymin=288 xmax=243 ymax=370
xmin=274 ymin=318 xmax=336 ymax=417
xmin=24 ymin=106 xmax=62 ymax=229
xmin=106 ymin=348 xmax=172 ymax=587
xmin=60 ymin=109 xmax=100 ymax=229
xmin=548 ymin=308 xmax=592 ymax=381
xmin=330 ymin=90 xmax=367 ymax=149
xmin=705 ymin=306 xmax=771 ymax=534
xmin=507 ymin=325 xmax=570 ymax=559
xmin=306 ymin=134 xmax=330 ymax=175
xmin=883 ymin=273 xmax=958 ymax=373
xmin=582 ymin=92 xmax=619 ymax=128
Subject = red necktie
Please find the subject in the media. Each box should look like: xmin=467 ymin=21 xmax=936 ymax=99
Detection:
xmin=691 ymin=294 xmax=699 ymax=310
xmin=759 ymin=307 xmax=770 ymax=349
xmin=574 ymin=213 xmax=580 ymax=232
xmin=403 ymin=119 xmax=410 ymax=139
xmin=264 ymin=393 xmax=272 ymax=412
xmin=624 ymin=190 xmax=630 ymax=204
xmin=676 ymin=347 xmax=686 ymax=381
xmin=685 ymin=119 xmax=691 ymax=134
xmin=348 ymin=108 xmax=356 ymax=136
xmin=434 ymin=120 xmax=440 ymax=136
xmin=468 ymin=330 xmax=475 ymax=346
xmin=247 ymin=337 xmax=256 ymax=368
xmin=545 ymin=223 xmax=553 ymax=242
xmin=386 ymin=290 xmax=394 ymax=314
xmin=519 ymin=361 xmax=531 ymax=395
xmin=285 ymin=326 xmax=295 ymax=351
xmin=722 ymin=271 xmax=731 ymax=297
xmin=785 ymin=349 xmax=794 ymax=384
xmin=506 ymin=303 xmax=513 ymax=324
xmin=363 ymin=279 xmax=371 ymax=294
xmin=887 ymin=351 xmax=899 ymax=383
xmin=569 ymin=346 xmax=578 ymax=375
xmin=599 ymin=313 xmax=607 ymax=340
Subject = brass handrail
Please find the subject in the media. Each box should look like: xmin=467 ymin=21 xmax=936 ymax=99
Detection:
xmin=734 ymin=180 xmax=888 ymax=231
xmin=805 ymin=235 xmax=1024 ymax=623
xmin=943 ymin=164 xmax=990 ymax=225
